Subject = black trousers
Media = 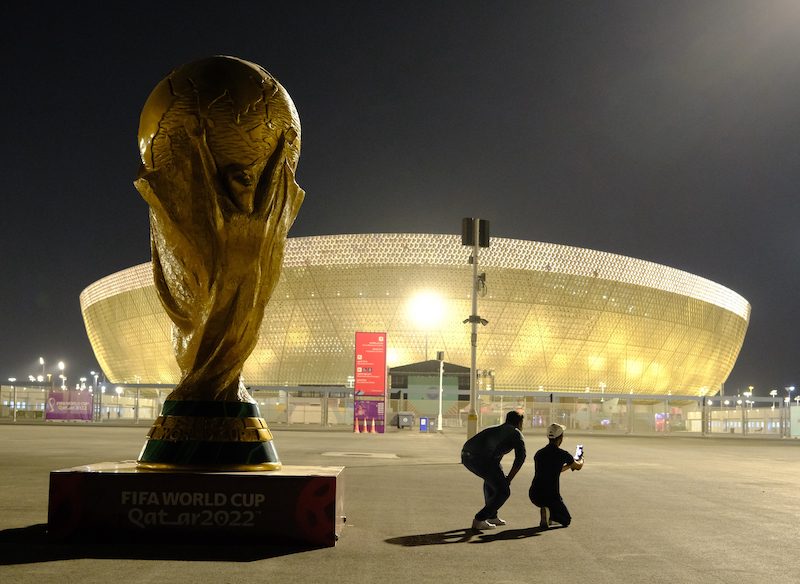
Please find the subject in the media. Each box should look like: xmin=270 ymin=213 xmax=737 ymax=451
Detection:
xmin=529 ymin=487 xmax=572 ymax=526
xmin=461 ymin=451 xmax=510 ymax=521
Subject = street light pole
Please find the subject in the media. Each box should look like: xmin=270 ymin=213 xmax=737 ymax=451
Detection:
xmin=115 ymin=386 xmax=123 ymax=419
xmin=436 ymin=351 xmax=444 ymax=432
xmin=8 ymin=378 xmax=16 ymax=422
xmin=467 ymin=219 xmax=481 ymax=439
xmin=769 ymin=389 xmax=779 ymax=435
xmin=743 ymin=388 xmax=753 ymax=436
xmin=99 ymin=384 xmax=105 ymax=422
xmin=786 ymin=386 xmax=795 ymax=438
xmin=461 ymin=217 xmax=489 ymax=439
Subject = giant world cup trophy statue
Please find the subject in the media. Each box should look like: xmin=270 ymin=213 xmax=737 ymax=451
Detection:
xmin=134 ymin=56 xmax=304 ymax=470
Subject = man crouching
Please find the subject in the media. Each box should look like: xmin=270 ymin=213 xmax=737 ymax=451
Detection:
xmin=461 ymin=410 xmax=526 ymax=531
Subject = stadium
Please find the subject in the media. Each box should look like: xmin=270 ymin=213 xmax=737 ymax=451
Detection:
xmin=80 ymin=233 xmax=749 ymax=397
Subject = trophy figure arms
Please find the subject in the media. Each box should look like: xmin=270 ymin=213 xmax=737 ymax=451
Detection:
xmin=135 ymin=56 xmax=304 ymax=403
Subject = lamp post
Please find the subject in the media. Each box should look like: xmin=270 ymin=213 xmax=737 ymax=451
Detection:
xmin=8 ymin=378 xmax=16 ymax=422
xmin=742 ymin=387 xmax=754 ymax=435
xmin=58 ymin=361 xmax=65 ymax=389
xmin=115 ymin=386 xmax=123 ymax=419
xmin=436 ymin=350 xmax=444 ymax=432
xmin=39 ymin=357 xmax=45 ymax=378
xmin=769 ymin=389 xmax=779 ymax=435
xmin=90 ymin=371 xmax=99 ymax=420
xmin=723 ymin=399 xmax=730 ymax=433
xmin=785 ymin=387 xmax=795 ymax=438
xmin=461 ymin=217 xmax=490 ymax=438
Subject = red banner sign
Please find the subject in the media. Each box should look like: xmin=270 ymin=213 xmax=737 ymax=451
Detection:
xmin=354 ymin=332 xmax=387 ymax=396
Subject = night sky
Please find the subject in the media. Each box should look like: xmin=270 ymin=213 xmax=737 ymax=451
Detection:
xmin=2 ymin=1 xmax=799 ymax=396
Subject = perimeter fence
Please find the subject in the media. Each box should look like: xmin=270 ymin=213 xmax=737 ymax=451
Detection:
xmin=2 ymin=383 xmax=798 ymax=438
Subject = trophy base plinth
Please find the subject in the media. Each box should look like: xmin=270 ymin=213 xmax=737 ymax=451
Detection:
xmin=48 ymin=462 xmax=345 ymax=547
xmin=137 ymin=400 xmax=281 ymax=470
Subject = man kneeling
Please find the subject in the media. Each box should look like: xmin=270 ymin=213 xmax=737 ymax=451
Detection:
xmin=529 ymin=423 xmax=583 ymax=528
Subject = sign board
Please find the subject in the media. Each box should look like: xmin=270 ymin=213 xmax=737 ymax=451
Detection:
xmin=354 ymin=332 xmax=387 ymax=396
xmin=45 ymin=389 xmax=93 ymax=421
xmin=354 ymin=399 xmax=385 ymax=434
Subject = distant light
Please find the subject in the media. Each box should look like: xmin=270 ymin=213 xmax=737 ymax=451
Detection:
xmin=408 ymin=291 xmax=445 ymax=329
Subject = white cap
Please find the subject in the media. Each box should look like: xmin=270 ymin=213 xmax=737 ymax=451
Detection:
xmin=547 ymin=423 xmax=565 ymax=439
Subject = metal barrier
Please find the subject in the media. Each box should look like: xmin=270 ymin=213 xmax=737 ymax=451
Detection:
xmin=1 ymin=383 xmax=796 ymax=438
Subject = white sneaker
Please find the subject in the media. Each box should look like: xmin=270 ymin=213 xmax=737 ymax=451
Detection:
xmin=471 ymin=518 xmax=497 ymax=530
xmin=488 ymin=516 xmax=507 ymax=526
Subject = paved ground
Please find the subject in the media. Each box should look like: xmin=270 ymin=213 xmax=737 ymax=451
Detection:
xmin=0 ymin=423 xmax=798 ymax=583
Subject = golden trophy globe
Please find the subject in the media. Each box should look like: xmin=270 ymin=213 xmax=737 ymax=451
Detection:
xmin=134 ymin=56 xmax=304 ymax=470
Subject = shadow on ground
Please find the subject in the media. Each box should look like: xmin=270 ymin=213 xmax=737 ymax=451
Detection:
xmin=0 ymin=524 xmax=314 ymax=564
xmin=469 ymin=526 xmax=545 ymax=542
xmin=385 ymin=525 xmax=546 ymax=546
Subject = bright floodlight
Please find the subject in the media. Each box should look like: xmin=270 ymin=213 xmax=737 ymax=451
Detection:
xmin=408 ymin=291 xmax=445 ymax=330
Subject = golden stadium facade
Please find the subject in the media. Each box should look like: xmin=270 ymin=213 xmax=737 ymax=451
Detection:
xmin=80 ymin=234 xmax=750 ymax=396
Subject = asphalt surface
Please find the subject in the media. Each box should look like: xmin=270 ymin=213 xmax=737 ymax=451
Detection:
xmin=0 ymin=423 xmax=798 ymax=583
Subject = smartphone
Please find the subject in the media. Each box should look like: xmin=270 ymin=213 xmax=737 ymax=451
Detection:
xmin=575 ymin=444 xmax=584 ymax=460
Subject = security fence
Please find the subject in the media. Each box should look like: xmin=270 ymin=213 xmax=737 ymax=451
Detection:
xmin=1 ymin=383 xmax=798 ymax=438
